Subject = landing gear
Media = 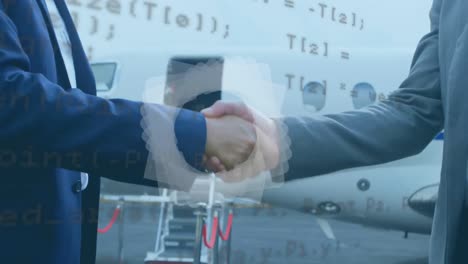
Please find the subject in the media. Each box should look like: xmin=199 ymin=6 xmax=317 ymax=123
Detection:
xmin=404 ymin=231 xmax=409 ymax=239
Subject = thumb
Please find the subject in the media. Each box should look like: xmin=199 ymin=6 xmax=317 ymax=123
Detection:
xmin=201 ymin=101 xmax=228 ymax=118
xmin=202 ymin=101 xmax=255 ymax=123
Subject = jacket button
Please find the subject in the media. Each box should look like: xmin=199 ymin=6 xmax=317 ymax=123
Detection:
xmin=73 ymin=181 xmax=82 ymax=193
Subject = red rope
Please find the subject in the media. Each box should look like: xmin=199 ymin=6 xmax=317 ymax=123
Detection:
xmin=97 ymin=206 xmax=121 ymax=234
xmin=202 ymin=216 xmax=219 ymax=249
xmin=218 ymin=213 xmax=233 ymax=241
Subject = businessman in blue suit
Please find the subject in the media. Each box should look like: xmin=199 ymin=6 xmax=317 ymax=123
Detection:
xmin=0 ymin=0 xmax=256 ymax=263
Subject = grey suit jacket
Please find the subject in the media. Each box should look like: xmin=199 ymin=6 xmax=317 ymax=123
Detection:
xmin=283 ymin=0 xmax=468 ymax=263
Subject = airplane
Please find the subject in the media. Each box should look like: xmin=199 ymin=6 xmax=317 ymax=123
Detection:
xmin=67 ymin=0 xmax=438 ymax=240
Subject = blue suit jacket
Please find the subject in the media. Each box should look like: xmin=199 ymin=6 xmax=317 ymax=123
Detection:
xmin=0 ymin=0 xmax=206 ymax=263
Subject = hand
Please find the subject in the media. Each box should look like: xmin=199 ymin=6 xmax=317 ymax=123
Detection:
xmin=202 ymin=101 xmax=281 ymax=182
xmin=205 ymin=115 xmax=256 ymax=171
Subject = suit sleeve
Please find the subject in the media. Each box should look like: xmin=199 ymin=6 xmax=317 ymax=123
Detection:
xmin=0 ymin=9 xmax=206 ymax=187
xmin=283 ymin=0 xmax=444 ymax=180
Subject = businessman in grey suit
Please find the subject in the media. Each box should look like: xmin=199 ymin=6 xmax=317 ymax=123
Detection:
xmin=201 ymin=0 xmax=468 ymax=263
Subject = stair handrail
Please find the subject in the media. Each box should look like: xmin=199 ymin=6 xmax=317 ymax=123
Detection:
xmin=97 ymin=203 xmax=121 ymax=234
xmin=218 ymin=209 xmax=234 ymax=241
xmin=154 ymin=188 xmax=169 ymax=253
xmin=202 ymin=210 xmax=219 ymax=249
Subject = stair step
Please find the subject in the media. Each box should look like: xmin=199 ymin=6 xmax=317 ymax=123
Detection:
xmin=169 ymin=225 xmax=197 ymax=234
xmin=172 ymin=206 xmax=196 ymax=218
xmin=169 ymin=218 xmax=197 ymax=230
xmin=165 ymin=233 xmax=195 ymax=241
xmin=163 ymin=241 xmax=196 ymax=251
xmin=158 ymin=248 xmax=195 ymax=259
xmin=164 ymin=233 xmax=196 ymax=250
xmin=145 ymin=249 xmax=195 ymax=264
xmin=169 ymin=220 xmax=197 ymax=233
xmin=169 ymin=218 xmax=197 ymax=226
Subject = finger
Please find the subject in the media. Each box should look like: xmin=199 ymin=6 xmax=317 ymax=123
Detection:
xmin=217 ymin=127 xmax=271 ymax=183
xmin=219 ymin=164 xmax=226 ymax=172
xmin=210 ymin=156 xmax=227 ymax=172
xmin=205 ymin=157 xmax=220 ymax=172
xmin=203 ymin=155 xmax=217 ymax=172
xmin=209 ymin=156 xmax=226 ymax=172
xmin=204 ymin=156 xmax=227 ymax=172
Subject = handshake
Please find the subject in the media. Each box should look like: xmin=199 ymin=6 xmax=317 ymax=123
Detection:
xmin=201 ymin=101 xmax=281 ymax=183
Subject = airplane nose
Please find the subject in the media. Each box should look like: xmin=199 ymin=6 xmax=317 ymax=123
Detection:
xmin=408 ymin=184 xmax=438 ymax=218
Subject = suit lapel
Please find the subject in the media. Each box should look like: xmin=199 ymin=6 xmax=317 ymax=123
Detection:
xmin=35 ymin=0 xmax=72 ymax=89
xmin=53 ymin=0 xmax=96 ymax=95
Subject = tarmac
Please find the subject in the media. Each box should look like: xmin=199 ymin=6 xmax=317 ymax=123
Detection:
xmin=95 ymin=195 xmax=429 ymax=264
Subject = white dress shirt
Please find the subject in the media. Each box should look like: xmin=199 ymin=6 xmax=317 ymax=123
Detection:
xmin=45 ymin=0 xmax=89 ymax=191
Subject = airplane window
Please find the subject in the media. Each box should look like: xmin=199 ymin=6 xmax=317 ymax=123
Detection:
xmin=351 ymin=82 xmax=377 ymax=109
xmin=357 ymin=178 xmax=371 ymax=191
xmin=91 ymin=63 xmax=117 ymax=91
xmin=302 ymin=82 xmax=326 ymax=112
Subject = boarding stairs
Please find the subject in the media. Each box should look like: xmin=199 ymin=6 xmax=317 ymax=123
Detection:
xmin=145 ymin=175 xmax=233 ymax=264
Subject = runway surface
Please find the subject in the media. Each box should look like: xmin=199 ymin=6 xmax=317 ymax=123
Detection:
xmin=95 ymin=202 xmax=429 ymax=264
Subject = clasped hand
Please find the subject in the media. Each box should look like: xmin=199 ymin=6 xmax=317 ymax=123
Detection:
xmin=202 ymin=101 xmax=280 ymax=182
